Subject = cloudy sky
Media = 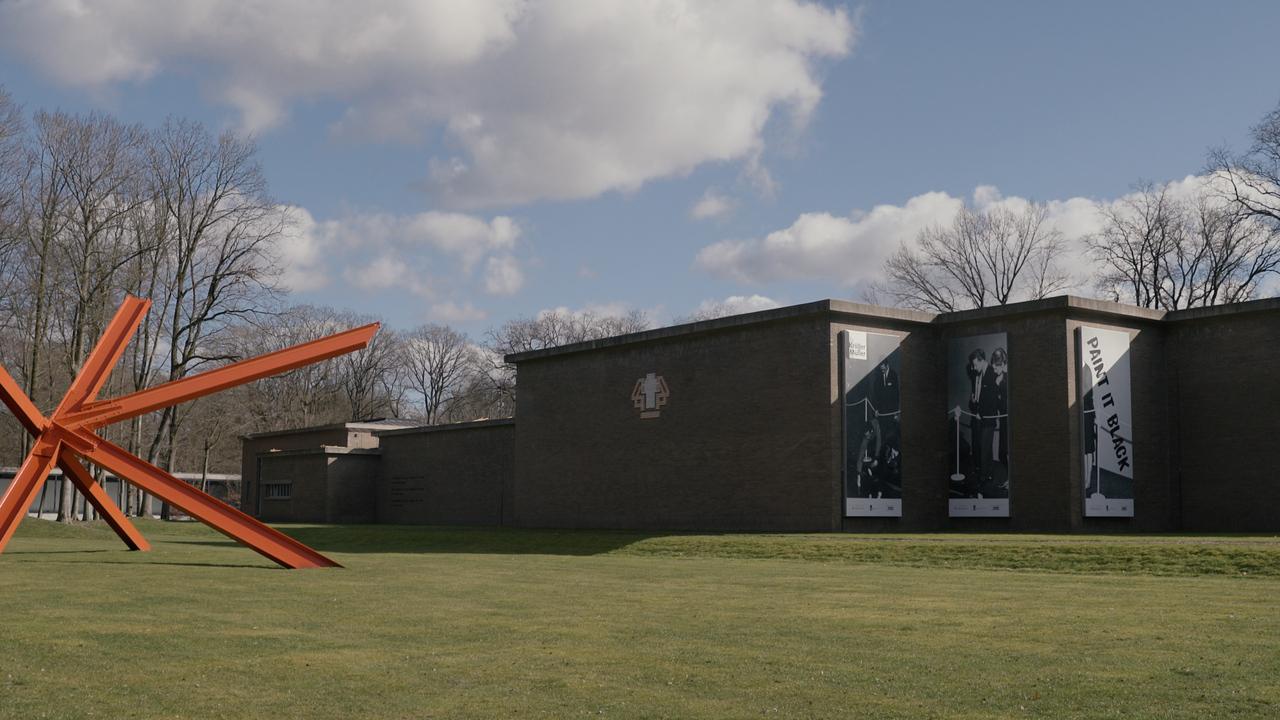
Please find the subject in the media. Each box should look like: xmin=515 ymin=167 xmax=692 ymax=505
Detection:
xmin=1 ymin=0 xmax=1278 ymax=333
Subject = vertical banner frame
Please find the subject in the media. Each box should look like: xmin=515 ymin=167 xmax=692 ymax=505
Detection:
xmin=840 ymin=330 xmax=904 ymax=517
xmin=947 ymin=332 xmax=1011 ymax=517
xmin=1077 ymin=326 xmax=1135 ymax=517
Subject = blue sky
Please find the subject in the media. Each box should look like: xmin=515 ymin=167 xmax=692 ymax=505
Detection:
xmin=1 ymin=0 xmax=1277 ymax=336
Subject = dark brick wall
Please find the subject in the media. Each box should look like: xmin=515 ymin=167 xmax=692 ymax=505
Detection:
xmin=376 ymin=421 xmax=513 ymax=525
xmin=1169 ymin=311 xmax=1280 ymax=531
xmin=256 ymin=451 xmax=329 ymax=523
xmin=325 ymin=453 xmax=380 ymax=524
xmin=512 ymin=316 xmax=836 ymax=531
xmin=256 ymin=449 xmax=378 ymax=523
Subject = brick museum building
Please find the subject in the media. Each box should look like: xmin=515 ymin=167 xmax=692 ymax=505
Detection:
xmin=242 ymin=295 xmax=1280 ymax=533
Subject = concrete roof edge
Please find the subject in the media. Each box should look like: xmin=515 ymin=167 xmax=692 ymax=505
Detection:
xmin=242 ymin=421 xmax=348 ymax=440
xmin=259 ymin=446 xmax=382 ymax=457
xmin=931 ymin=295 xmax=1165 ymax=325
xmin=504 ymin=299 xmax=931 ymax=363
xmin=1164 ymin=295 xmax=1280 ymax=322
xmin=375 ymin=418 xmax=515 ymax=437
xmin=242 ymin=419 xmax=418 ymax=440
xmin=502 ymin=295 xmax=1186 ymax=363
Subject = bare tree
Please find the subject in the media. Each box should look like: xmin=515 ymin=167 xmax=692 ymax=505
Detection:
xmin=402 ymin=324 xmax=475 ymax=424
xmin=1210 ymin=101 xmax=1280 ymax=228
xmin=0 ymin=87 xmax=27 ymax=372
xmin=145 ymin=118 xmax=284 ymax=518
xmin=1088 ymin=179 xmax=1280 ymax=309
xmin=0 ymin=86 xmax=23 ymax=237
xmin=880 ymin=203 xmax=1070 ymax=312
xmin=41 ymin=111 xmax=146 ymax=520
xmin=332 ymin=312 xmax=403 ymax=421
xmin=232 ymin=305 xmax=347 ymax=432
xmin=1086 ymin=182 xmax=1182 ymax=309
xmin=484 ymin=308 xmax=650 ymax=409
xmin=234 ymin=304 xmax=403 ymax=429
xmin=1163 ymin=194 xmax=1280 ymax=307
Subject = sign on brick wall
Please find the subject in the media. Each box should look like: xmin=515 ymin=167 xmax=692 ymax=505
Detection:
xmin=631 ymin=372 xmax=670 ymax=419
xmin=840 ymin=330 xmax=903 ymax=517
xmin=1078 ymin=326 xmax=1135 ymax=517
xmin=947 ymin=332 xmax=1011 ymax=517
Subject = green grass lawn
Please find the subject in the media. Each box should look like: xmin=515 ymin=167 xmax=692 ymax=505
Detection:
xmin=2 ymin=520 xmax=1278 ymax=719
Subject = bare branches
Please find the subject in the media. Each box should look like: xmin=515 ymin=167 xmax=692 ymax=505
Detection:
xmin=879 ymin=202 xmax=1069 ymax=312
xmin=1209 ymin=103 xmax=1280 ymax=226
xmin=1087 ymin=179 xmax=1280 ymax=309
xmin=402 ymin=324 xmax=475 ymax=425
xmin=483 ymin=308 xmax=650 ymax=408
xmin=1086 ymin=181 xmax=1181 ymax=308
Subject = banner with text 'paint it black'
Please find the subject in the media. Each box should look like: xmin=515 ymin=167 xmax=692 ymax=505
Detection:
xmin=840 ymin=330 xmax=903 ymax=517
xmin=947 ymin=333 xmax=1010 ymax=517
xmin=1078 ymin=326 xmax=1135 ymax=517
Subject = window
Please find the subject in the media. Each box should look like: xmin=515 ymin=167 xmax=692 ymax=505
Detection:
xmin=262 ymin=482 xmax=292 ymax=500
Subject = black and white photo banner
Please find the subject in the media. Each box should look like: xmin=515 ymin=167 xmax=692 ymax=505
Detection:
xmin=947 ymin=332 xmax=1010 ymax=517
xmin=840 ymin=330 xmax=903 ymax=517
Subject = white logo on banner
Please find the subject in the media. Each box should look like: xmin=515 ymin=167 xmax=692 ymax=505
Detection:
xmin=847 ymin=331 xmax=868 ymax=360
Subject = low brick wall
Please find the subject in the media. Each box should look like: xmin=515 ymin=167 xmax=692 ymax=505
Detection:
xmin=375 ymin=420 xmax=514 ymax=526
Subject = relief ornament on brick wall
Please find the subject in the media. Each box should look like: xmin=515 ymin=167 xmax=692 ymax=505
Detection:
xmin=631 ymin=372 xmax=670 ymax=419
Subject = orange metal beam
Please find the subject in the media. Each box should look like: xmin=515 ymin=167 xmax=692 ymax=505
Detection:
xmin=0 ymin=363 xmax=46 ymax=435
xmin=54 ymin=296 xmax=150 ymax=416
xmin=0 ymin=298 xmax=151 ymax=553
xmin=57 ymin=448 xmax=150 ymax=552
xmin=0 ymin=437 xmax=62 ymax=553
xmin=0 ymin=294 xmax=374 ymax=569
xmin=64 ymin=323 xmax=380 ymax=431
xmin=69 ymin=430 xmax=339 ymax=569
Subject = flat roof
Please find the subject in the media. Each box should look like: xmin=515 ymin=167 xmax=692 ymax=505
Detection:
xmin=242 ymin=418 xmax=419 ymax=440
xmin=375 ymin=418 xmax=515 ymax=438
xmin=504 ymin=294 xmax=1280 ymax=364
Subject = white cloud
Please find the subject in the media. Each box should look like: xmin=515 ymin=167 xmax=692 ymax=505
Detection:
xmin=695 ymin=191 xmax=964 ymax=287
xmin=690 ymin=294 xmax=782 ymax=319
xmin=690 ymin=188 xmax=736 ymax=221
xmin=483 ymin=254 xmax=525 ymax=295
xmin=537 ymin=302 xmax=632 ymax=322
xmin=693 ymin=176 xmax=1239 ymax=294
xmin=0 ymin=0 xmax=854 ymax=207
xmin=429 ymin=301 xmax=489 ymax=323
xmin=276 ymin=206 xmax=329 ymax=292
xmin=344 ymin=255 xmax=431 ymax=296
xmin=280 ymin=207 xmax=526 ymax=307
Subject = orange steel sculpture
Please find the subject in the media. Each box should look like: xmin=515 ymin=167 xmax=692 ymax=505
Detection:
xmin=0 ymin=296 xmax=379 ymax=569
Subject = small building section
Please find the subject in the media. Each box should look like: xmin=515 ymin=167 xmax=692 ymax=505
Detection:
xmin=240 ymin=419 xmax=416 ymax=519
xmin=256 ymin=446 xmax=380 ymax=524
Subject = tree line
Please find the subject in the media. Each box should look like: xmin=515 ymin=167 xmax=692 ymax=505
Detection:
xmin=0 ymin=86 xmax=650 ymax=521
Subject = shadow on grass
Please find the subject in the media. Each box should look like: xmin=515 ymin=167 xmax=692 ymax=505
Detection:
xmin=14 ymin=557 xmax=277 ymax=570
xmin=176 ymin=524 xmax=676 ymax=556
xmin=6 ymin=548 xmax=112 ymax=555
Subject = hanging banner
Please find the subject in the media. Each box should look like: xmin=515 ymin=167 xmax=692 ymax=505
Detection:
xmin=947 ymin=333 xmax=1010 ymax=517
xmin=840 ymin=330 xmax=903 ymax=517
xmin=1078 ymin=326 xmax=1135 ymax=517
